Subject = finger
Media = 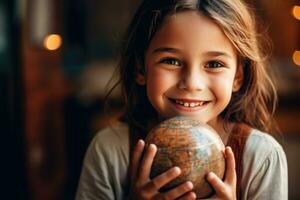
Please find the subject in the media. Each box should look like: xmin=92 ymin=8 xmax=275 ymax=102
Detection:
xmin=158 ymin=181 xmax=194 ymax=200
xmin=130 ymin=140 xmax=145 ymax=182
xmin=176 ymin=191 xmax=196 ymax=200
xmin=207 ymin=172 xmax=228 ymax=197
xmin=145 ymin=167 xmax=181 ymax=192
xmin=224 ymin=146 xmax=236 ymax=184
xmin=137 ymin=143 xmax=157 ymax=182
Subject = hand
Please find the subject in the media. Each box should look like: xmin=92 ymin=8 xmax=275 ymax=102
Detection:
xmin=128 ymin=139 xmax=196 ymax=200
xmin=204 ymin=147 xmax=237 ymax=200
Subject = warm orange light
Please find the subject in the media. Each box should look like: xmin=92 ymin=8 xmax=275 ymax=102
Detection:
xmin=44 ymin=34 xmax=62 ymax=50
xmin=293 ymin=51 xmax=300 ymax=66
xmin=292 ymin=5 xmax=300 ymax=20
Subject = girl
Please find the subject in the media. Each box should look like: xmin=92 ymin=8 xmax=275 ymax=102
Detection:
xmin=76 ymin=0 xmax=288 ymax=199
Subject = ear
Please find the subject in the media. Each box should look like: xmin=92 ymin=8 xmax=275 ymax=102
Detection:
xmin=232 ymin=64 xmax=244 ymax=92
xmin=135 ymin=72 xmax=146 ymax=85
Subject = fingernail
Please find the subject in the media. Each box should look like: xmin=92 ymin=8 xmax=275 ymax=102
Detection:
xmin=137 ymin=139 xmax=144 ymax=145
xmin=206 ymin=172 xmax=214 ymax=180
xmin=187 ymin=181 xmax=194 ymax=189
xmin=226 ymin=146 xmax=232 ymax=152
xmin=149 ymin=143 xmax=156 ymax=149
xmin=173 ymin=166 xmax=181 ymax=174
xmin=191 ymin=192 xmax=196 ymax=199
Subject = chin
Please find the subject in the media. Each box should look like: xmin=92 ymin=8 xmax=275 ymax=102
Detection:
xmin=173 ymin=114 xmax=210 ymax=123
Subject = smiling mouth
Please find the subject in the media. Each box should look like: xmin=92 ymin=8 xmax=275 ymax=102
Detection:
xmin=169 ymin=98 xmax=209 ymax=108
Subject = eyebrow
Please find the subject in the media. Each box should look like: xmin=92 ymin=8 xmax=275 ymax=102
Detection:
xmin=204 ymin=51 xmax=233 ymax=59
xmin=152 ymin=47 xmax=233 ymax=59
xmin=152 ymin=47 xmax=180 ymax=54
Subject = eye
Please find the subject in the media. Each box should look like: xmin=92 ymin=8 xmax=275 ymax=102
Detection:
xmin=204 ymin=61 xmax=225 ymax=69
xmin=159 ymin=58 xmax=182 ymax=66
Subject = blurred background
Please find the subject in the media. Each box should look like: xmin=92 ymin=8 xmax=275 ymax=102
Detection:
xmin=1 ymin=0 xmax=300 ymax=199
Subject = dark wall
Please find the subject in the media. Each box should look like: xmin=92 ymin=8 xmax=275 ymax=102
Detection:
xmin=0 ymin=0 xmax=28 ymax=199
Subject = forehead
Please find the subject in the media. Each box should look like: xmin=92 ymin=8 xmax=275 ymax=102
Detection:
xmin=147 ymin=11 xmax=237 ymax=57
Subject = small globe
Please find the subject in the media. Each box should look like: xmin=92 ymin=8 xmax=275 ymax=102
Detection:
xmin=145 ymin=116 xmax=225 ymax=199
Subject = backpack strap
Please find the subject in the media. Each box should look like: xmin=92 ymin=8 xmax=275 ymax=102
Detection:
xmin=226 ymin=124 xmax=252 ymax=200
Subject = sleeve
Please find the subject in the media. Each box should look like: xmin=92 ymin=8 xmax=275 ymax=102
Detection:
xmin=247 ymin=146 xmax=288 ymax=200
xmin=75 ymin=136 xmax=115 ymax=200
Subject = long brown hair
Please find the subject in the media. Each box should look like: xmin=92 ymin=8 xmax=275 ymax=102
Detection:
xmin=105 ymin=0 xmax=278 ymax=141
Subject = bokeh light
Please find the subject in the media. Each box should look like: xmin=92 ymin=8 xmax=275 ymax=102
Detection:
xmin=43 ymin=34 xmax=62 ymax=51
xmin=292 ymin=5 xmax=300 ymax=20
xmin=292 ymin=51 xmax=300 ymax=66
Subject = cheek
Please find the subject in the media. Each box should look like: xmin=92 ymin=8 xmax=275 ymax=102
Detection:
xmin=210 ymin=74 xmax=235 ymax=99
xmin=146 ymin=69 xmax=176 ymax=100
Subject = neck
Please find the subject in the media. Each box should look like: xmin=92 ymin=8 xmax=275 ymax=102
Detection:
xmin=208 ymin=117 xmax=233 ymax=145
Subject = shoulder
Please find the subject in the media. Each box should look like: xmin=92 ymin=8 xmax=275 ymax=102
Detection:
xmin=92 ymin=121 xmax=130 ymax=149
xmin=241 ymin=128 xmax=288 ymax=199
xmin=83 ymin=121 xmax=130 ymax=169
xmin=88 ymin=121 xmax=130 ymax=161
xmin=76 ymin=122 xmax=130 ymax=199
xmin=244 ymin=129 xmax=285 ymax=164
xmin=81 ymin=121 xmax=130 ymax=189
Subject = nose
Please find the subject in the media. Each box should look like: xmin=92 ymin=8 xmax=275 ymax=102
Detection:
xmin=177 ymin=67 xmax=206 ymax=92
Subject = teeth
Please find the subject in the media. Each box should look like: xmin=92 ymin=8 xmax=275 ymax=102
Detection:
xmin=175 ymin=100 xmax=206 ymax=107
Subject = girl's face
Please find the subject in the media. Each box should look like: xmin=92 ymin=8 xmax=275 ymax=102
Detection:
xmin=137 ymin=11 xmax=243 ymax=127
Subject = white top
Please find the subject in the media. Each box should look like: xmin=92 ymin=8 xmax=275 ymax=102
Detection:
xmin=75 ymin=122 xmax=288 ymax=200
